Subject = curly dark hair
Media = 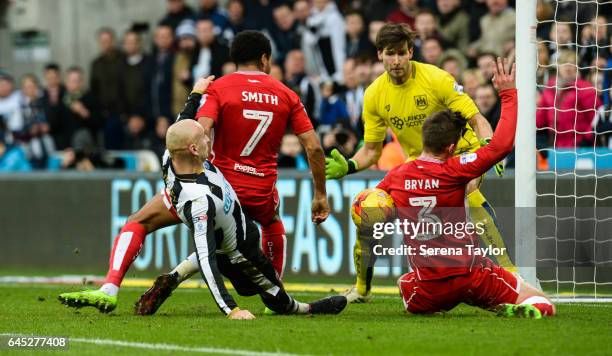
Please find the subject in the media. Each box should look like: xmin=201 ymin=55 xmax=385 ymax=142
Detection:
xmin=230 ymin=30 xmax=272 ymax=67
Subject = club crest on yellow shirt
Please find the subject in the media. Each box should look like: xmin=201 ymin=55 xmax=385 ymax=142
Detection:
xmin=414 ymin=95 xmax=428 ymax=110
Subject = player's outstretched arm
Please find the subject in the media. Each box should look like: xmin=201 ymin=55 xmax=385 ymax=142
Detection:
xmin=450 ymin=57 xmax=517 ymax=178
xmin=298 ymin=129 xmax=330 ymax=224
xmin=176 ymin=75 xmax=215 ymax=122
xmin=325 ymin=141 xmax=383 ymax=179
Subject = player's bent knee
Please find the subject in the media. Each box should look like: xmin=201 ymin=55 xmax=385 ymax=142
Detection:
xmin=127 ymin=195 xmax=179 ymax=233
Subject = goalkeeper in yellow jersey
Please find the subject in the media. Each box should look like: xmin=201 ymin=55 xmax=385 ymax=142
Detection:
xmin=325 ymin=23 xmax=517 ymax=303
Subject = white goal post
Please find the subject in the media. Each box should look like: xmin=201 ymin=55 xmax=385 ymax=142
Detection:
xmin=516 ymin=0 xmax=612 ymax=301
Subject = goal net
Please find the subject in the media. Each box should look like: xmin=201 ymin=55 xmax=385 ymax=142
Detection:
xmin=530 ymin=0 xmax=612 ymax=301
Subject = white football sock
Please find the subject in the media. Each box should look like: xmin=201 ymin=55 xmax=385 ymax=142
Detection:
xmin=100 ymin=283 xmax=119 ymax=296
xmin=171 ymin=252 xmax=200 ymax=282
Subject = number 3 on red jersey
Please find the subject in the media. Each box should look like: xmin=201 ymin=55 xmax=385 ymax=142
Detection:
xmin=240 ymin=109 xmax=273 ymax=157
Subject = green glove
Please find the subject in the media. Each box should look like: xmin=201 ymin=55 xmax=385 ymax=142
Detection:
xmin=325 ymin=149 xmax=354 ymax=179
xmin=480 ymin=138 xmax=505 ymax=177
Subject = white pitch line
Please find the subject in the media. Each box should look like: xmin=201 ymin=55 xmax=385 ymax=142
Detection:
xmin=0 ymin=333 xmax=305 ymax=356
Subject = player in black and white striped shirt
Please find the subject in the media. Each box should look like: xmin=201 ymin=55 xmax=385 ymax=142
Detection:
xmin=138 ymin=119 xmax=346 ymax=319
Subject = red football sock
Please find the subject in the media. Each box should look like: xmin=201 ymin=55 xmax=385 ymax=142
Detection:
xmin=261 ymin=220 xmax=286 ymax=278
xmin=104 ymin=222 xmax=147 ymax=287
xmin=521 ymin=296 xmax=555 ymax=316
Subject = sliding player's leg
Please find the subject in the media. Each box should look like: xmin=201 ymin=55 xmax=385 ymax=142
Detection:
xmin=466 ymin=178 xmax=518 ymax=273
xmin=469 ymin=259 xmax=554 ymax=318
xmin=59 ymin=193 xmax=181 ymax=313
xmin=232 ymin=218 xmax=346 ymax=315
xmin=235 ymin=184 xmax=287 ymax=278
xmin=134 ymin=253 xmax=199 ymax=315
xmin=397 ymin=272 xmax=461 ymax=314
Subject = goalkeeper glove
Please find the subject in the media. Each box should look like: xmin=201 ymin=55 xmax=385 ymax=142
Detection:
xmin=479 ymin=138 xmax=505 ymax=177
xmin=325 ymin=149 xmax=358 ymax=179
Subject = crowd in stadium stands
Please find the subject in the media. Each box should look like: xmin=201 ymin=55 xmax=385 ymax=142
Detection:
xmin=0 ymin=0 xmax=611 ymax=172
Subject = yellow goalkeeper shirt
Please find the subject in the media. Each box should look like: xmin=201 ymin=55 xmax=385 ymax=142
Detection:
xmin=363 ymin=61 xmax=481 ymax=160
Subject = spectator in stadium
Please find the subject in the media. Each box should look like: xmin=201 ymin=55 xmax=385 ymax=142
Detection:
xmin=0 ymin=128 xmax=31 ymax=172
xmin=536 ymin=41 xmax=554 ymax=87
xmin=244 ymin=0 xmax=277 ymax=32
xmin=436 ymin=0 xmax=470 ymax=53
xmin=370 ymin=61 xmax=385 ymax=83
xmin=192 ymin=19 xmax=229 ymax=80
xmin=321 ymin=127 xmax=357 ymax=158
xmin=119 ymin=30 xmax=152 ymax=121
xmin=537 ymin=50 xmax=602 ymax=148
xmin=477 ymin=52 xmax=497 ymax=82
xmin=386 ymin=0 xmax=418 ymax=29
xmin=439 ymin=51 xmax=467 ymax=80
xmin=548 ymin=22 xmax=575 ymax=62
xmin=468 ymin=0 xmax=515 ymax=57
xmin=221 ymin=61 xmax=237 ymax=75
xmin=90 ymin=27 xmax=123 ymax=149
xmin=368 ymin=21 xmax=385 ymax=50
xmin=172 ymin=20 xmax=198 ymax=117
xmin=150 ymin=24 xmax=175 ymax=121
xmin=151 ymin=116 xmax=170 ymax=161
xmin=19 ymin=74 xmax=55 ymax=169
xmin=344 ymin=11 xmax=375 ymax=59
xmin=413 ymin=9 xmax=445 ymax=61
xmin=122 ymin=114 xmax=154 ymax=151
xmin=196 ymin=0 xmax=229 ymax=36
xmin=341 ymin=58 xmax=365 ymax=138
xmin=302 ymin=0 xmax=346 ymax=83
xmin=270 ymin=64 xmax=284 ymax=82
xmin=421 ymin=37 xmax=444 ymax=65
xmin=284 ymin=49 xmax=317 ymax=124
xmin=0 ymin=70 xmax=23 ymax=144
xmin=474 ymin=84 xmax=500 ymax=129
xmin=41 ymin=64 xmax=68 ymax=149
xmin=535 ymin=0 xmax=553 ymax=40
xmin=414 ymin=9 xmax=443 ymax=43
xmin=461 ymin=69 xmax=484 ymax=99
xmin=61 ymin=130 xmax=122 ymax=171
xmin=62 ymin=67 xmax=99 ymax=150
xmin=278 ymin=133 xmax=308 ymax=169
xmin=292 ymin=0 xmax=310 ymax=28
xmin=318 ymin=80 xmax=349 ymax=133
xmin=362 ymin=0 xmax=398 ymax=22
xmin=270 ymin=3 xmax=301 ymax=66
xmin=159 ymin=0 xmax=196 ymax=30
xmin=354 ymin=57 xmax=374 ymax=87
xmin=579 ymin=15 xmax=610 ymax=70
xmin=222 ymin=0 xmax=250 ymax=44
xmin=465 ymin=0 xmax=488 ymax=43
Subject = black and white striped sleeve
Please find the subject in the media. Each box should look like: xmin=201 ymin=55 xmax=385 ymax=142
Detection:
xmin=185 ymin=197 xmax=237 ymax=315
xmin=176 ymin=92 xmax=203 ymax=122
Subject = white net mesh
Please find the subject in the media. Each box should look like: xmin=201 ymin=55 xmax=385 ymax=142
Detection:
xmin=535 ymin=0 xmax=612 ymax=300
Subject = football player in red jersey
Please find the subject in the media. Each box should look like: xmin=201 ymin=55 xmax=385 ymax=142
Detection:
xmin=194 ymin=31 xmax=327 ymax=277
xmin=58 ymin=31 xmax=329 ymax=313
xmin=377 ymin=58 xmax=555 ymax=318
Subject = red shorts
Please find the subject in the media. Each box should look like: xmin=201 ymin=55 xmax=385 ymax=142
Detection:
xmin=398 ymin=259 xmax=519 ymax=314
xmin=233 ymin=184 xmax=279 ymax=227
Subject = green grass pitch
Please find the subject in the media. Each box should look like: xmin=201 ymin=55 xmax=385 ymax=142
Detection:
xmin=0 ymin=284 xmax=610 ymax=355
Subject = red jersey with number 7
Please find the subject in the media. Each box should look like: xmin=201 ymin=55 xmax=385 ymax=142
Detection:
xmin=196 ymin=71 xmax=313 ymax=186
xmin=376 ymin=88 xmax=518 ymax=281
